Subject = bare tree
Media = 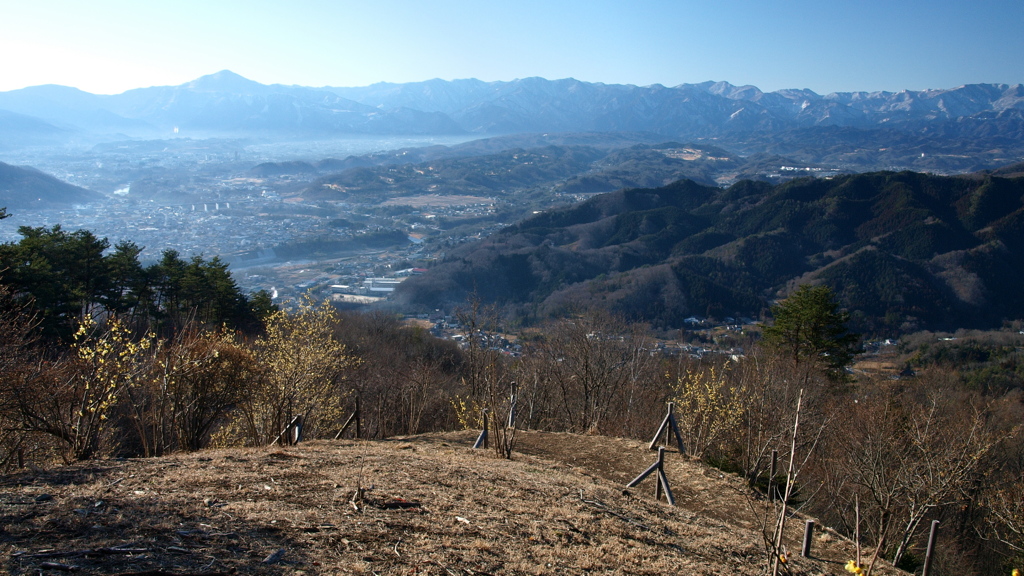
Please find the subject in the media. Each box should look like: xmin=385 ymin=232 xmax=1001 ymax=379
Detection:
xmin=0 ymin=285 xmax=42 ymax=470
xmin=452 ymin=298 xmax=519 ymax=458
xmin=819 ymin=380 xmax=1001 ymax=571
xmin=537 ymin=311 xmax=654 ymax=435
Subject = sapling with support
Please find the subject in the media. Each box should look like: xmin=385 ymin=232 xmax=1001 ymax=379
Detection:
xmin=491 ymin=381 xmax=519 ymax=459
xmin=743 ymin=388 xmax=829 ymax=576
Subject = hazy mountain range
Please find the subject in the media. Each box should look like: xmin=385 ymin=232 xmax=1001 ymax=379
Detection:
xmin=1 ymin=71 xmax=1022 ymax=149
xmin=3 ymin=70 xmax=1024 ymax=334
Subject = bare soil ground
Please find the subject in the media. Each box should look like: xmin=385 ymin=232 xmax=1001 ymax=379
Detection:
xmin=380 ymin=195 xmax=493 ymax=208
xmin=0 ymin=431 xmax=904 ymax=575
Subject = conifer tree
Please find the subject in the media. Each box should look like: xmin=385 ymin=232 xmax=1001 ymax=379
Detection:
xmin=762 ymin=284 xmax=859 ymax=381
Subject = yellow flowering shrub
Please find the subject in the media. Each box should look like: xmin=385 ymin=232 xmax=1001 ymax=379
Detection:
xmin=669 ymin=364 xmax=745 ymax=459
xmin=67 ymin=315 xmax=155 ymax=460
xmin=228 ymin=296 xmax=357 ymax=446
xmin=451 ymin=394 xmax=486 ymax=430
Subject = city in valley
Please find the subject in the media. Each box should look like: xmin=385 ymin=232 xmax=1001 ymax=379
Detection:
xmin=0 ymin=136 xmax=495 ymax=307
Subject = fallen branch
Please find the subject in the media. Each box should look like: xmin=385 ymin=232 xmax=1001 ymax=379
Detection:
xmin=14 ymin=547 xmax=149 ymax=559
xmin=39 ymin=562 xmax=78 ymax=572
xmin=113 ymin=565 xmax=236 ymax=569
xmin=262 ymin=548 xmax=286 ymax=564
xmin=578 ymin=490 xmax=650 ymax=530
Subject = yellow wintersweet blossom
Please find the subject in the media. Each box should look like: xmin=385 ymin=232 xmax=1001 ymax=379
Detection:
xmin=669 ymin=364 xmax=745 ymax=458
xmin=451 ymin=394 xmax=486 ymax=430
xmin=231 ymin=295 xmax=358 ymax=445
xmin=66 ymin=314 xmax=156 ymax=459
xmin=845 ymin=560 xmax=864 ymax=574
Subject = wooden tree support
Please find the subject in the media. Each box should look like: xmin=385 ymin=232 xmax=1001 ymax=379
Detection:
xmin=801 ymin=519 xmax=815 ymax=557
xmin=473 ymin=409 xmax=489 ymax=449
xmin=272 ymin=414 xmax=304 ymax=446
xmin=769 ymin=449 xmax=779 ymax=501
xmin=627 ymin=446 xmax=675 ymax=505
xmin=921 ymin=520 xmax=940 ymax=576
xmin=648 ymin=402 xmax=686 ymax=455
xmin=507 ymin=383 xmax=517 ymax=429
xmin=334 ymin=398 xmax=361 ymax=440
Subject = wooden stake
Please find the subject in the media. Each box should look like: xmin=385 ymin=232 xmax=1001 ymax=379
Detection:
xmin=508 ymin=381 xmax=517 ymax=429
xmin=335 ymin=398 xmax=362 ymax=440
xmin=336 ymin=411 xmax=357 ymax=440
xmin=627 ymin=459 xmax=661 ymax=487
xmin=801 ymin=519 xmax=814 ymax=557
xmin=855 ymin=495 xmax=861 ymax=567
xmin=355 ymin=397 xmax=361 ymax=439
xmin=649 ymin=402 xmax=686 ymax=454
xmin=657 ymin=466 xmax=676 ymax=506
xmin=649 ymin=412 xmax=671 ymax=450
xmin=921 ymin=520 xmax=940 ymax=576
xmin=473 ymin=409 xmax=489 ymax=449
xmin=291 ymin=414 xmax=304 ymax=444
xmin=655 ymin=447 xmax=665 ymax=500
xmin=272 ymin=415 xmax=303 ymax=446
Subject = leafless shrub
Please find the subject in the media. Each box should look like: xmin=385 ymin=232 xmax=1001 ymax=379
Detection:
xmin=120 ymin=328 xmax=258 ymax=455
xmin=813 ymin=374 xmax=1004 ymax=572
xmin=533 ymin=311 xmax=656 ymax=435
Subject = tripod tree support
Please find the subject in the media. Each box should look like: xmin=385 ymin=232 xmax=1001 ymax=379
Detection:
xmin=649 ymin=402 xmax=686 ymax=455
xmin=627 ymin=446 xmax=676 ymax=505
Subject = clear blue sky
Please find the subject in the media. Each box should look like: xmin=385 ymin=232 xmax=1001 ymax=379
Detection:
xmin=1 ymin=0 xmax=1021 ymax=95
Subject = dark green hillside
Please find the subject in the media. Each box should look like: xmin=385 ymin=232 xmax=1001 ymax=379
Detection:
xmin=990 ymin=161 xmax=1024 ymax=178
xmin=395 ymin=171 xmax=1024 ymax=335
xmin=0 ymin=161 xmax=103 ymax=208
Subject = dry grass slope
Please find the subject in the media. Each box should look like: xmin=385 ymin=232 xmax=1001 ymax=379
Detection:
xmin=0 ymin=431 xmax=906 ymax=575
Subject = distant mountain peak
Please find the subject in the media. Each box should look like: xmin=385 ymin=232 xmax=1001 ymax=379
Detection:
xmin=185 ymin=70 xmax=265 ymax=93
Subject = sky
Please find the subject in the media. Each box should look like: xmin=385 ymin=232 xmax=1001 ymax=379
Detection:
xmin=0 ymin=0 xmax=1021 ymax=95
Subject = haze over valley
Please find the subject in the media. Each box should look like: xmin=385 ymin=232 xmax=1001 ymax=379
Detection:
xmin=2 ymin=71 xmax=1023 ymax=329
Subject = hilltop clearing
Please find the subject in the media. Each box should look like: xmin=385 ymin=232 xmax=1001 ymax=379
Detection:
xmin=0 ymin=431 xmax=902 ymax=575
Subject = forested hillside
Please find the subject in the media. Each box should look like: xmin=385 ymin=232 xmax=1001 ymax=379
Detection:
xmin=396 ymin=171 xmax=1024 ymax=335
xmin=0 ymin=224 xmax=270 ymax=339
